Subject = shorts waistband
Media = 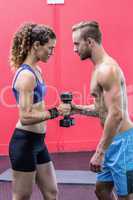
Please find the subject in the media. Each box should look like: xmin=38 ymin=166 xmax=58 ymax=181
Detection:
xmin=14 ymin=128 xmax=46 ymax=138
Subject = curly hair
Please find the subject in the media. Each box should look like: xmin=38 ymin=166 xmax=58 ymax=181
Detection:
xmin=72 ymin=21 xmax=102 ymax=44
xmin=10 ymin=22 xmax=56 ymax=69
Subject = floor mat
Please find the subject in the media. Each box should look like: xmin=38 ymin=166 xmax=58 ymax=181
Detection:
xmin=0 ymin=169 xmax=96 ymax=184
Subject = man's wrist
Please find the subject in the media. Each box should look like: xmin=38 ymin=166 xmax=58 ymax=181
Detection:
xmin=71 ymin=104 xmax=82 ymax=114
xmin=96 ymin=148 xmax=106 ymax=155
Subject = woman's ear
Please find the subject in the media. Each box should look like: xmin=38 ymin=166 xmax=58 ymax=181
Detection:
xmin=32 ymin=41 xmax=40 ymax=51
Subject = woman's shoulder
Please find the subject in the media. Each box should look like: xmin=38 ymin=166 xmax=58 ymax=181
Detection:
xmin=13 ymin=66 xmax=36 ymax=88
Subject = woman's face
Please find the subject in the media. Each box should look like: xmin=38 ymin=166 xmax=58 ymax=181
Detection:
xmin=35 ymin=38 xmax=56 ymax=62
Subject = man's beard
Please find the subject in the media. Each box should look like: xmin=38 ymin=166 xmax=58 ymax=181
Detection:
xmin=80 ymin=50 xmax=92 ymax=60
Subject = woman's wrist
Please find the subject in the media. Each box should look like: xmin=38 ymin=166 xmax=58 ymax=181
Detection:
xmin=48 ymin=107 xmax=59 ymax=119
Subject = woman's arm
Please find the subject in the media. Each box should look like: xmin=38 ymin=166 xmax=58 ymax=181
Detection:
xmin=16 ymin=70 xmax=52 ymax=125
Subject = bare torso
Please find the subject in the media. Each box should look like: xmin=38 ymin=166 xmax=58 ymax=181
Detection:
xmin=90 ymin=57 xmax=133 ymax=133
xmin=16 ymin=102 xmax=47 ymax=134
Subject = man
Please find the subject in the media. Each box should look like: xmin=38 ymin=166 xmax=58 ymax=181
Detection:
xmin=59 ymin=21 xmax=133 ymax=200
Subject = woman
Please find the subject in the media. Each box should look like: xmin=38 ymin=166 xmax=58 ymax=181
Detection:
xmin=9 ymin=22 xmax=60 ymax=200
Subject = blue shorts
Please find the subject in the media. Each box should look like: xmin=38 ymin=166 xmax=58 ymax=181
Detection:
xmin=97 ymin=128 xmax=133 ymax=196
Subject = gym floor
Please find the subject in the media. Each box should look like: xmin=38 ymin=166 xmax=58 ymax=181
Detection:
xmin=0 ymin=151 xmax=97 ymax=200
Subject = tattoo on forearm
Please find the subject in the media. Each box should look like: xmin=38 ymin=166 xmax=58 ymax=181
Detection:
xmin=80 ymin=109 xmax=99 ymax=117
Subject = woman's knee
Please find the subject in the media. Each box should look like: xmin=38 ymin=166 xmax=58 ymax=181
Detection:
xmin=13 ymin=192 xmax=31 ymax=200
xmin=44 ymin=186 xmax=58 ymax=200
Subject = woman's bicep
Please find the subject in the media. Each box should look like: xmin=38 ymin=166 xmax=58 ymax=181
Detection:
xmin=19 ymin=89 xmax=33 ymax=113
xmin=16 ymin=72 xmax=35 ymax=113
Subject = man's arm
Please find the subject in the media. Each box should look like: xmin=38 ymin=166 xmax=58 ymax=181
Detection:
xmin=71 ymin=104 xmax=99 ymax=117
xmin=95 ymin=66 xmax=123 ymax=155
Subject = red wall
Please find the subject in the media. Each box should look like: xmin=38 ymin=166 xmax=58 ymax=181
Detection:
xmin=0 ymin=0 xmax=133 ymax=155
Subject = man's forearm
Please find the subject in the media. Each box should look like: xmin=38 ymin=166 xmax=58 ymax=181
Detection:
xmin=80 ymin=109 xmax=99 ymax=117
xmin=71 ymin=104 xmax=99 ymax=117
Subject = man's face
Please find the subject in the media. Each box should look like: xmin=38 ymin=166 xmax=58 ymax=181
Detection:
xmin=72 ymin=30 xmax=92 ymax=60
xmin=36 ymin=38 xmax=56 ymax=62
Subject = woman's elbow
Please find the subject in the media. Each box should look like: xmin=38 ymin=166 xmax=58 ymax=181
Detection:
xmin=19 ymin=113 xmax=31 ymax=125
xmin=20 ymin=118 xmax=29 ymax=125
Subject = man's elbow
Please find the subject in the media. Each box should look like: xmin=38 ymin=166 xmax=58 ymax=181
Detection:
xmin=112 ymin=110 xmax=123 ymax=123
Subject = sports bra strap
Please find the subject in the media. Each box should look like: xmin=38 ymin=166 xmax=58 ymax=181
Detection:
xmin=12 ymin=64 xmax=37 ymax=88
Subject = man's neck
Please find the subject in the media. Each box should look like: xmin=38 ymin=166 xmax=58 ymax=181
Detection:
xmin=91 ymin=45 xmax=109 ymax=67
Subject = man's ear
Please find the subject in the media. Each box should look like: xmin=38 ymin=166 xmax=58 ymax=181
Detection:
xmin=87 ymin=37 xmax=94 ymax=47
xmin=33 ymin=41 xmax=40 ymax=50
xmin=87 ymin=37 xmax=91 ymax=44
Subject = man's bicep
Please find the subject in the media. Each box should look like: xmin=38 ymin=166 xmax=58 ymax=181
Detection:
xmin=98 ymin=67 xmax=123 ymax=112
xmin=103 ymin=82 xmax=123 ymax=113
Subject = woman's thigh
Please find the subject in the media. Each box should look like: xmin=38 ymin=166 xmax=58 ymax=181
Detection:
xmin=36 ymin=161 xmax=58 ymax=194
xmin=12 ymin=170 xmax=36 ymax=196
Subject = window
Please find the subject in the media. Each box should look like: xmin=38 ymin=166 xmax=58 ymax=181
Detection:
xmin=47 ymin=0 xmax=64 ymax=4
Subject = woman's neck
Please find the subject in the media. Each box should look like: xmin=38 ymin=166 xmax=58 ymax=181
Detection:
xmin=23 ymin=54 xmax=39 ymax=69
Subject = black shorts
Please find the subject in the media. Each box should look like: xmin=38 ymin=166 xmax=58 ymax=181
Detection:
xmin=9 ymin=128 xmax=51 ymax=172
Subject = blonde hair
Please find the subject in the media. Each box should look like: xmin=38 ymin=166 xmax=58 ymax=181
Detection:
xmin=72 ymin=21 xmax=102 ymax=44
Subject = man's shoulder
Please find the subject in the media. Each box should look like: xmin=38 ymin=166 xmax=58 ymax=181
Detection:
xmin=97 ymin=61 xmax=120 ymax=77
xmin=96 ymin=62 xmax=122 ymax=89
xmin=97 ymin=56 xmax=118 ymax=68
